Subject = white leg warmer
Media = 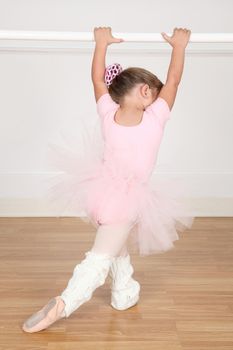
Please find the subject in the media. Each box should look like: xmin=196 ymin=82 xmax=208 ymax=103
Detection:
xmin=60 ymin=250 xmax=114 ymax=318
xmin=110 ymin=253 xmax=141 ymax=310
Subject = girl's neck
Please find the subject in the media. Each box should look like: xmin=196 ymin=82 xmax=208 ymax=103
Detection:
xmin=114 ymin=105 xmax=145 ymax=126
xmin=119 ymin=104 xmax=145 ymax=117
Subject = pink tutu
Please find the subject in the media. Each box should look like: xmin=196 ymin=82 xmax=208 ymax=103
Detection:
xmin=44 ymin=118 xmax=194 ymax=257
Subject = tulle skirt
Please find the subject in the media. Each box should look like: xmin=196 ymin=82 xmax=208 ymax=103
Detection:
xmin=44 ymin=119 xmax=194 ymax=256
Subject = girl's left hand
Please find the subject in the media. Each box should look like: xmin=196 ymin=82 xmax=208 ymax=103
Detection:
xmin=94 ymin=27 xmax=124 ymax=46
xmin=161 ymin=28 xmax=191 ymax=49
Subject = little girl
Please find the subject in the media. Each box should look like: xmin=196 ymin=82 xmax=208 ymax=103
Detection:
xmin=22 ymin=26 xmax=194 ymax=333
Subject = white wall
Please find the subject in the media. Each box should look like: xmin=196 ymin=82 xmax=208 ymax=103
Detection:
xmin=0 ymin=0 xmax=232 ymax=216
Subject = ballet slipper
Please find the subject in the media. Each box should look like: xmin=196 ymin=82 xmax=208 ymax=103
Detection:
xmin=22 ymin=295 xmax=66 ymax=333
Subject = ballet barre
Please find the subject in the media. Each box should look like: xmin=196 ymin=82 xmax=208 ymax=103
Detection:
xmin=0 ymin=30 xmax=233 ymax=43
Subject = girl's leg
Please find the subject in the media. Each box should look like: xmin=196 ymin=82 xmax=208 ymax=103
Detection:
xmin=60 ymin=221 xmax=135 ymax=317
xmin=109 ymin=252 xmax=141 ymax=310
xmin=22 ymin=221 xmax=134 ymax=333
xmin=90 ymin=221 xmax=134 ymax=257
xmin=90 ymin=222 xmax=141 ymax=310
xmin=117 ymin=243 xmax=128 ymax=257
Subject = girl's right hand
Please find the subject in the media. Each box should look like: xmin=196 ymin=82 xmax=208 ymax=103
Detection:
xmin=94 ymin=27 xmax=124 ymax=46
xmin=161 ymin=28 xmax=191 ymax=49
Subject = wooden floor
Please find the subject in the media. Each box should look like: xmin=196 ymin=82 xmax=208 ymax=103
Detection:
xmin=0 ymin=217 xmax=233 ymax=350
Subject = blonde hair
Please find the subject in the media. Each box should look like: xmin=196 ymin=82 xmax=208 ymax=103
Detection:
xmin=108 ymin=67 xmax=164 ymax=104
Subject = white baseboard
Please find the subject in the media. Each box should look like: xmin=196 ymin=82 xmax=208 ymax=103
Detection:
xmin=0 ymin=171 xmax=233 ymax=216
xmin=0 ymin=197 xmax=232 ymax=217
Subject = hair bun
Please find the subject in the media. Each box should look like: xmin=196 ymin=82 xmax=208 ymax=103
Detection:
xmin=104 ymin=63 xmax=123 ymax=87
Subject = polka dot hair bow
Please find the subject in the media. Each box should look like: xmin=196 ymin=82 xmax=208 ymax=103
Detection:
xmin=104 ymin=63 xmax=123 ymax=87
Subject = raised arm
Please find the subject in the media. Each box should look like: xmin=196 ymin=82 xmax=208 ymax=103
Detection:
xmin=157 ymin=27 xmax=191 ymax=110
xmin=91 ymin=27 xmax=124 ymax=103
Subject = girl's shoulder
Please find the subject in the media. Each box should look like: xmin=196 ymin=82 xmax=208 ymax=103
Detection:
xmin=96 ymin=93 xmax=118 ymax=121
xmin=146 ymin=96 xmax=171 ymax=128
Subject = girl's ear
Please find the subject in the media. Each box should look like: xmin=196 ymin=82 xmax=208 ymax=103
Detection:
xmin=143 ymin=84 xmax=152 ymax=98
xmin=140 ymin=83 xmax=149 ymax=98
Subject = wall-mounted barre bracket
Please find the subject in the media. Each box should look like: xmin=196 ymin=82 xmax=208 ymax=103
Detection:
xmin=0 ymin=31 xmax=233 ymax=43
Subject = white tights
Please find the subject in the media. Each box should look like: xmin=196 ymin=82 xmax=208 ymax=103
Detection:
xmin=90 ymin=221 xmax=135 ymax=257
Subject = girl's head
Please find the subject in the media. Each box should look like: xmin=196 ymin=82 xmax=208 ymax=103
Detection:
xmin=108 ymin=66 xmax=164 ymax=108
